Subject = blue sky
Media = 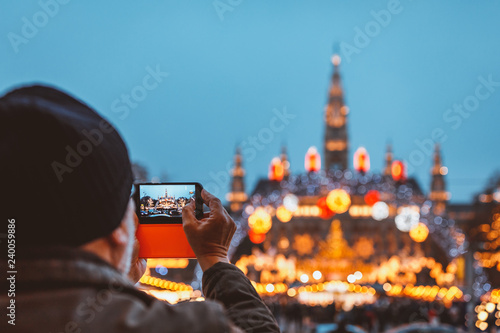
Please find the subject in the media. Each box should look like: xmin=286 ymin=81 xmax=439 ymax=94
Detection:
xmin=2 ymin=1 xmax=499 ymax=203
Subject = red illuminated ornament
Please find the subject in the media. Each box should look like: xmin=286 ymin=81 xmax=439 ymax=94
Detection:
xmin=391 ymin=160 xmax=407 ymax=182
xmin=305 ymin=147 xmax=321 ymax=172
xmin=317 ymin=197 xmax=335 ymax=219
xmin=268 ymin=157 xmax=284 ymax=181
xmin=353 ymin=147 xmax=370 ymax=173
xmin=249 ymin=230 xmax=266 ymax=244
xmin=364 ymin=190 xmax=380 ymax=206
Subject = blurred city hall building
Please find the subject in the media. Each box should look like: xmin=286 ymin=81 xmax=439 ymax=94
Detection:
xmin=141 ymin=54 xmax=500 ymax=315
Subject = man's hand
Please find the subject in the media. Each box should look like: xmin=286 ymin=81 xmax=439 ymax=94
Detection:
xmin=182 ymin=189 xmax=236 ymax=272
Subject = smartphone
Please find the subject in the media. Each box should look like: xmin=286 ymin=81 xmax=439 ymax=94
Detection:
xmin=134 ymin=182 xmax=203 ymax=258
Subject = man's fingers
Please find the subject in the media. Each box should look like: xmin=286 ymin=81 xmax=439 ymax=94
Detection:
xmin=202 ymin=189 xmax=223 ymax=211
xmin=182 ymin=202 xmax=199 ymax=227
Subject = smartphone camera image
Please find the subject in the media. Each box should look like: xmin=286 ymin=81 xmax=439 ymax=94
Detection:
xmin=138 ymin=184 xmax=197 ymax=223
xmin=134 ymin=182 xmax=203 ymax=258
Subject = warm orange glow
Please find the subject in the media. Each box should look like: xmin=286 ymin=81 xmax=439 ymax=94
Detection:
xmin=249 ymin=230 xmax=266 ymax=244
xmin=391 ymin=160 xmax=406 ymax=182
xmin=276 ymin=205 xmax=293 ymax=223
xmin=146 ymin=259 xmax=189 ymax=269
xmin=248 ymin=207 xmax=272 ymax=234
xmin=353 ymin=147 xmax=370 ymax=173
xmin=326 ymin=189 xmax=351 ymax=214
xmin=409 ymin=223 xmax=429 ymax=243
xmin=305 ymin=146 xmax=321 ymax=172
xmin=364 ymin=190 xmax=380 ymax=206
xmin=268 ymin=157 xmax=284 ymax=181
xmin=317 ymin=197 xmax=335 ymax=219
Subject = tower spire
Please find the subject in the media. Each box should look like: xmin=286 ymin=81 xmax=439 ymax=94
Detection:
xmin=324 ymin=53 xmax=349 ymax=171
xmin=226 ymin=147 xmax=247 ymax=212
xmin=384 ymin=144 xmax=393 ymax=176
xmin=429 ymin=144 xmax=449 ymax=215
xmin=280 ymin=145 xmax=290 ymax=180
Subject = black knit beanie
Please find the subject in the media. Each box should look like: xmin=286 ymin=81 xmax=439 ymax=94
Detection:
xmin=0 ymin=85 xmax=133 ymax=247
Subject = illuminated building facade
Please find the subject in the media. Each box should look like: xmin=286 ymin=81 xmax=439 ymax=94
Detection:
xmin=225 ymin=53 xmax=489 ymax=307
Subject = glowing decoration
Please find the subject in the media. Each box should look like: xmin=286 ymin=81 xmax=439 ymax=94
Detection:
xmin=477 ymin=311 xmax=488 ymax=322
xmin=395 ymin=207 xmax=420 ymax=232
xmin=326 ymin=189 xmax=351 ymax=214
xmin=283 ymin=194 xmax=299 ymax=212
xmin=353 ymin=237 xmax=374 ymax=258
xmin=278 ymin=237 xmax=289 ymax=250
xmin=364 ymin=190 xmax=380 ymax=206
xmin=371 ymin=201 xmax=389 ymax=221
xmin=409 ymin=223 xmax=429 ymax=243
xmin=268 ymin=157 xmax=284 ymax=181
xmin=353 ymin=147 xmax=370 ymax=173
xmin=313 ymin=271 xmax=322 ymax=280
xmin=248 ymin=207 xmax=272 ymax=234
xmin=304 ymin=146 xmax=321 ymax=172
xmin=249 ymin=230 xmax=266 ymax=244
xmin=300 ymin=274 xmax=309 ymax=283
xmin=276 ymin=205 xmax=293 ymax=223
xmin=391 ymin=160 xmax=407 ymax=182
xmin=317 ymin=197 xmax=335 ymax=219
xmin=293 ymin=234 xmax=314 ymax=255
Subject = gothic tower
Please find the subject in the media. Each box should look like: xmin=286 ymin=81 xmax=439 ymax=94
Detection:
xmin=226 ymin=147 xmax=247 ymax=212
xmin=281 ymin=145 xmax=290 ymax=180
xmin=324 ymin=54 xmax=349 ymax=171
xmin=384 ymin=144 xmax=393 ymax=176
xmin=429 ymin=144 xmax=449 ymax=215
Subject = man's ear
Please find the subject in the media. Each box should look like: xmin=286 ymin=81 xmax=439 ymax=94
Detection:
xmin=108 ymin=220 xmax=129 ymax=246
xmin=108 ymin=199 xmax=136 ymax=246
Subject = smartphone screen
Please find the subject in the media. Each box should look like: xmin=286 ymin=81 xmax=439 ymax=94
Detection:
xmin=135 ymin=183 xmax=203 ymax=224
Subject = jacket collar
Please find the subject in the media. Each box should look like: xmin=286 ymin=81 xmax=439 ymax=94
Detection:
xmin=12 ymin=246 xmax=133 ymax=289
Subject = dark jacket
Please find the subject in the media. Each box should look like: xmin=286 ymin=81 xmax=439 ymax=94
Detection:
xmin=0 ymin=247 xmax=279 ymax=333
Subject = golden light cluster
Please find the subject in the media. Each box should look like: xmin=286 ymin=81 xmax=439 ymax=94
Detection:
xmin=474 ymin=211 xmax=500 ymax=271
xmin=252 ymin=279 xmax=376 ymax=299
xmin=474 ymin=298 xmax=500 ymax=331
xmin=140 ymin=275 xmax=193 ymax=292
xmin=326 ymin=189 xmax=351 ymax=214
xmin=475 ymin=251 xmax=500 ymax=270
xmin=385 ymin=283 xmax=463 ymax=303
xmin=362 ymin=256 xmax=458 ymax=286
xmin=409 ymin=223 xmax=429 ymax=243
xmin=276 ymin=205 xmax=293 ymax=223
xmin=248 ymin=207 xmax=272 ymax=234
xmin=477 ymin=213 xmax=500 ymax=252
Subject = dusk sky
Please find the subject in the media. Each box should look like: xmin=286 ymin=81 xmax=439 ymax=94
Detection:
xmin=2 ymin=1 xmax=500 ymax=203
